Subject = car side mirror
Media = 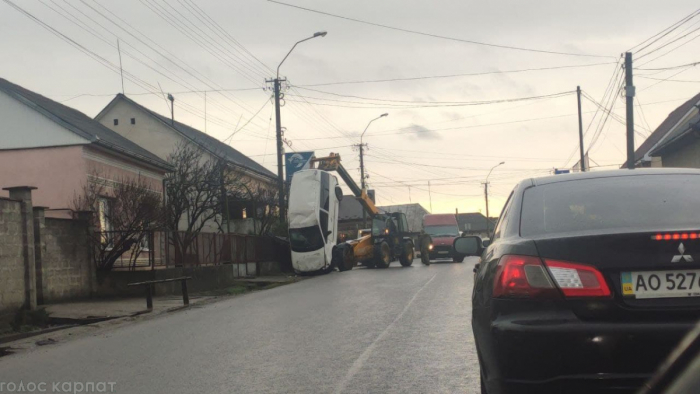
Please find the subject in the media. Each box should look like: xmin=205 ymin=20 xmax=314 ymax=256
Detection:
xmin=335 ymin=186 xmax=343 ymax=202
xmin=453 ymin=236 xmax=484 ymax=256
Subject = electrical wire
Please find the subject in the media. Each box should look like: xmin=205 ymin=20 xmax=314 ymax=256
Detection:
xmin=292 ymin=63 xmax=616 ymax=87
xmin=267 ymin=0 xmax=614 ymax=59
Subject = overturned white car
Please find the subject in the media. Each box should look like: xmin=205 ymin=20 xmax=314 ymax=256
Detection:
xmin=287 ymin=169 xmax=351 ymax=274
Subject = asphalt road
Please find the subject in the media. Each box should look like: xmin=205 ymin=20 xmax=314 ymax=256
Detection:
xmin=0 ymin=258 xmax=480 ymax=393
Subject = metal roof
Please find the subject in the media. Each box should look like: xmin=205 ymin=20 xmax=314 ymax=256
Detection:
xmin=101 ymin=94 xmax=276 ymax=180
xmin=0 ymin=78 xmax=172 ymax=171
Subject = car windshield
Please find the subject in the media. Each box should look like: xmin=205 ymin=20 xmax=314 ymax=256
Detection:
xmin=521 ymin=175 xmax=700 ymax=237
xmin=289 ymin=225 xmax=324 ymax=253
xmin=425 ymin=225 xmax=460 ymax=237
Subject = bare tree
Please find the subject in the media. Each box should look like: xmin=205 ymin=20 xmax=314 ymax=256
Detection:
xmin=73 ymin=173 xmax=164 ymax=271
xmin=165 ymin=143 xmax=248 ymax=264
xmin=246 ymin=186 xmax=280 ymax=236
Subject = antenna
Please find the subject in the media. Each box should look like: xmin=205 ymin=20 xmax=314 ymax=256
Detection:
xmin=117 ymin=39 xmax=124 ymax=94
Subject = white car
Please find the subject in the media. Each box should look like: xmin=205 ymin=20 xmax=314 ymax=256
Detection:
xmin=287 ymin=169 xmax=342 ymax=274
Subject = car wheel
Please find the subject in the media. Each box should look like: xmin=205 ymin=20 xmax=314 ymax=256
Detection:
xmin=335 ymin=244 xmax=355 ymax=272
xmin=374 ymin=242 xmax=391 ymax=269
xmin=480 ymin=371 xmax=488 ymax=394
xmin=453 ymin=255 xmax=465 ymax=263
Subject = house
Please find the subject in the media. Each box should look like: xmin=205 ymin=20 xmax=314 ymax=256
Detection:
xmin=456 ymin=212 xmax=497 ymax=238
xmin=94 ymin=94 xmax=278 ymax=233
xmin=0 ymin=78 xmax=172 ymax=222
xmin=378 ymin=203 xmax=430 ymax=233
xmin=624 ymin=92 xmax=700 ymax=168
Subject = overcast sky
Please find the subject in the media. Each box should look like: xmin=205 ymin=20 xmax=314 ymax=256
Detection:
xmin=2 ymin=0 xmax=699 ymax=215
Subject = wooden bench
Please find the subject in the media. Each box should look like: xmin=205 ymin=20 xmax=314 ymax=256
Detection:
xmin=127 ymin=277 xmax=192 ymax=310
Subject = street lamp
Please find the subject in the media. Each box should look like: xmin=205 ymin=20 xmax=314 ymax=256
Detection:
xmin=484 ymin=161 xmax=505 ymax=234
xmin=271 ymin=31 xmax=328 ymax=220
xmin=359 ymin=113 xmax=388 ymax=191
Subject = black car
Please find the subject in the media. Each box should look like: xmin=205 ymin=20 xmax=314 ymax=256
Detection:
xmin=455 ymin=169 xmax=700 ymax=394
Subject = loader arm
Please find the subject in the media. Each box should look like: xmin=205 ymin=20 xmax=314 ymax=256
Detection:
xmin=311 ymin=153 xmax=379 ymax=217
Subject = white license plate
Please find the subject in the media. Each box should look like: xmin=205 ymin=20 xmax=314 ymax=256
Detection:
xmin=438 ymin=251 xmax=449 ymax=254
xmin=622 ymin=270 xmax=700 ymax=299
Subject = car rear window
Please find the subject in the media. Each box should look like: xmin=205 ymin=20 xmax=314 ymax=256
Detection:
xmin=520 ymin=174 xmax=700 ymax=237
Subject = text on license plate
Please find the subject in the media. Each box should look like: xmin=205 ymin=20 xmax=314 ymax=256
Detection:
xmin=621 ymin=270 xmax=700 ymax=299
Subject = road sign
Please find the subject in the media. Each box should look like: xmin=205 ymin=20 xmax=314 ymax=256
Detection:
xmin=554 ymin=169 xmax=571 ymax=175
xmin=285 ymin=152 xmax=315 ymax=182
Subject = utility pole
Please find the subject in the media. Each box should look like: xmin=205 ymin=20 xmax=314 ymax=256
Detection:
xmin=271 ymin=77 xmax=287 ymax=220
xmin=484 ymin=161 xmax=504 ymax=234
xmin=625 ymin=52 xmax=636 ymax=169
xmin=428 ymin=181 xmax=433 ymax=213
xmin=358 ymin=113 xmax=387 ymax=227
xmin=576 ymin=86 xmax=586 ymax=172
xmin=483 ymin=182 xmax=490 ymax=232
xmin=268 ymin=31 xmax=327 ymax=221
xmin=358 ymin=142 xmax=367 ymax=227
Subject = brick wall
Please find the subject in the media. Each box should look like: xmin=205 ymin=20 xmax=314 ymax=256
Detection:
xmin=0 ymin=198 xmax=27 ymax=316
xmin=41 ymin=218 xmax=92 ymax=302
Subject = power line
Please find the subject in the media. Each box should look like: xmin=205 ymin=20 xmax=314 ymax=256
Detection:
xmin=286 ymin=90 xmax=574 ymax=110
xmin=635 ymin=61 xmax=700 ymax=71
xmin=630 ymin=7 xmax=700 ymax=53
xmin=267 ymin=0 xmax=613 ymax=59
xmin=292 ymin=63 xmax=616 ymax=87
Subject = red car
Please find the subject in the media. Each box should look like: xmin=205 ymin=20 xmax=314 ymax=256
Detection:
xmin=423 ymin=213 xmax=464 ymax=262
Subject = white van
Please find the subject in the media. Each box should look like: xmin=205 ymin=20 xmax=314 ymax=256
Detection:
xmin=287 ymin=169 xmax=343 ymax=273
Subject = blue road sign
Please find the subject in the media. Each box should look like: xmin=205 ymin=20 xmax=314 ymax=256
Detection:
xmin=285 ymin=151 xmax=315 ymax=182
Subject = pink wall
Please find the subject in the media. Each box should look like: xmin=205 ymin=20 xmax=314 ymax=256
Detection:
xmin=0 ymin=145 xmax=166 ymax=219
xmin=83 ymin=146 xmax=165 ymax=193
xmin=0 ymin=145 xmax=85 ymax=216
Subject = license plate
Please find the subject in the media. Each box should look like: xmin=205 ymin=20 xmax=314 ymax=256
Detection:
xmin=438 ymin=251 xmax=449 ymax=254
xmin=621 ymin=270 xmax=700 ymax=299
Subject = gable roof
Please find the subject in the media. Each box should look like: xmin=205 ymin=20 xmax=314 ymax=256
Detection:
xmin=339 ymin=190 xmax=375 ymax=221
xmin=650 ymin=113 xmax=700 ymax=157
xmin=99 ymin=94 xmax=276 ymax=180
xmin=456 ymin=212 xmax=497 ymax=232
xmin=0 ymin=78 xmax=171 ymax=171
xmin=624 ymin=92 xmax=700 ymax=167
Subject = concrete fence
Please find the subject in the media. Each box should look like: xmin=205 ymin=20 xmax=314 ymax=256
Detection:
xmin=0 ymin=187 xmax=95 ymax=319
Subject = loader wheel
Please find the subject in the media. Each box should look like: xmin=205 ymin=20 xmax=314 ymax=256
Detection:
xmin=374 ymin=242 xmax=391 ymax=269
xmin=399 ymin=243 xmax=414 ymax=267
xmin=334 ymin=244 xmax=355 ymax=272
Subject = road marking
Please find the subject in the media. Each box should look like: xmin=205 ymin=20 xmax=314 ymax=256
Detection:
xmin=334 ymin=273 xmax=438 ymax=394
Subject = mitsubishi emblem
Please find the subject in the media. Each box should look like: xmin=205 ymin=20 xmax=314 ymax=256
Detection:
xmin=672 ymin=243 xmax=694 ymax=263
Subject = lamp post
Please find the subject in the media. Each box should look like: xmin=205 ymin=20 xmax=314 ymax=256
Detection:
xmin=269 ymin=31 xmax=327 ymax=221
xmin=358 ymin=113 xmax=388 ymax=227
xmin=484 ymin=161 xmax=505 ymax=234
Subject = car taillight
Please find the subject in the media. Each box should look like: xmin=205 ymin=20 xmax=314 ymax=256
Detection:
xmin=543 ymin=259 xmax=611 ymax=298
xmin=492 ymin=255 xmax=611 ymax=299
xmin=492 ymin=255 xmax=558 ymax=298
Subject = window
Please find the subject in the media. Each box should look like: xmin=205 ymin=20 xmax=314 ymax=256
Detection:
xmin=520 ymin=175 xmax=700 ymax=237
xmin=289 ymin=226 xmax=324 ymax=253
xmin=139 ymin=235 xmax=150 ymax=251
xmin=113 ymin=119 xmax=118 ymax=126
xmin=98 ymin=197 xmax=113 ymax=247
xmin=320 ymin=171 xmax=330 ymax=211
xmin=130 ymin=118 xmax=136 ymax=125
xmin=492 ymin=192 xmax=514 ymax=240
